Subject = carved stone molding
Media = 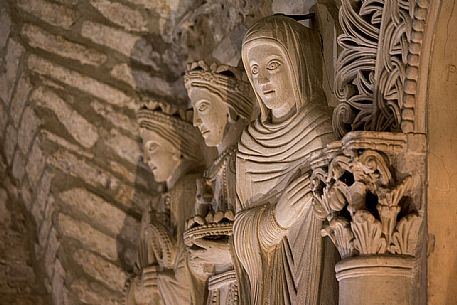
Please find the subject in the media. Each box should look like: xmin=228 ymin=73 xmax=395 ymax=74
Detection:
xmin=206 ymin=270 xmax=238 ymax=305
xmin=311 ymin=131 xmax=424 ymax=305
xmin=312 ymin=131 xmax=423 ymax=259
xmin=333 ymin=0 xmax=436 ymax=137
xmin=335 ymin=256 xmax=415 ymax=305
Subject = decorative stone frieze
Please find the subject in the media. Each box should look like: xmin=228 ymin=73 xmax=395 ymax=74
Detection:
xmin=333 ymin=0 xmax=421 ymax=137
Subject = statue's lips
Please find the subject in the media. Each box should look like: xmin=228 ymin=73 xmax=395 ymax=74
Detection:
xmin=199 ymin=127 xmax=210 ymax=136
xmin=263 ymin=89 xmax=275 ymax=95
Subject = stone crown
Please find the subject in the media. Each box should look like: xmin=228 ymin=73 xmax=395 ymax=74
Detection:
xmin=184 ymin=60 xmax=255 ymax=120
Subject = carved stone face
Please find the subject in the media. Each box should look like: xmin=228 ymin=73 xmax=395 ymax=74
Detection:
xmin=189 ymin=87 xmax=229 ymax=147
xmin=245 ymin=41 xmax=296 ymax=120
xmin=141 ymin=129 xmax=180 ymax=183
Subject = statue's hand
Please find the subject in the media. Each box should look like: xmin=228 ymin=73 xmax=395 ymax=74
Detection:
xmin=189 ymin=239 xmax=232 ymax=266
xmin=275 ymin=174 xmax=313 ymax=228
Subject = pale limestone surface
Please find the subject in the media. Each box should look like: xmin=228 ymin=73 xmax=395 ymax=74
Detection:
xmin=427 ymin=1 xmax=457 ymax=304
xmin=0 ymin=0 xmax=450 ymax=304
xmin=185 ymin=60 xmax=255 ymax=304
xmin=233 ymin=14 xmax=338 ymax=305
xmin=127 ymin=102 xmax=206 ymax=305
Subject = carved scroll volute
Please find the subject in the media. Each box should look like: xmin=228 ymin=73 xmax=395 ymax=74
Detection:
xmin=312 ymin=132 xmax=423 ymax=259
xmin=333 ymin=0 xmax=416 ymax=138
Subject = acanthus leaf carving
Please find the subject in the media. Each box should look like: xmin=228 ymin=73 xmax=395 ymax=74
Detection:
xmin=312 ymin=132 xmax=422 ymax=258
xmin=391 ymin=213 xmax=422 ymax=256
xmin=351 ymin=210 xmax=387 ymax=255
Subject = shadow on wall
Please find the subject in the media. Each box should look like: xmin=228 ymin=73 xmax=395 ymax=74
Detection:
xmin=0 ymin=151 xmax=51 ymax=305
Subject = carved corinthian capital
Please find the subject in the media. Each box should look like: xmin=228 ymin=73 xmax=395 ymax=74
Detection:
xmin=312 ymin=132 xmax=423 ymax=259
xmin=311 ymin=131 xmax=425 ymax=305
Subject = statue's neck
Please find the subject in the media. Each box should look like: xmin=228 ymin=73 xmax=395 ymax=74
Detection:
xmin=165 ymin=161 xmax=189 ymax=190
xmin=271 ymin=104 xmax=296 ymax=124
xmin=217 ymin=119 xmax=247 ymax=154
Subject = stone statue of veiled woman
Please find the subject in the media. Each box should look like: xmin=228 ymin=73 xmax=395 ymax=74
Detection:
xmin=233 ymin=15 xmax=338 ymax=305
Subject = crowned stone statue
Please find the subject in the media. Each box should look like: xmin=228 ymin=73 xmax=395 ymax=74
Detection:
xmin=126 ymin=100 xmax=206 ymax=305
xmin=184 ymin=60 xmax=256 ymax=304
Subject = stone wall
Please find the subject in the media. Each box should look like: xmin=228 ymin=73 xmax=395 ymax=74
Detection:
xmin=0 ymin=0 xmax=319 ymax=304
xmin=427 ymin=0 xmax=457 ymax=304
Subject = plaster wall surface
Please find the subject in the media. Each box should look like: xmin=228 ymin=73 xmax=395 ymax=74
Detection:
xmin=427 ymin=1 xmax=457 ymax=304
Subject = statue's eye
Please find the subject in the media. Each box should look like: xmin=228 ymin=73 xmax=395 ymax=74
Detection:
xmin=267 ymin=60 xmax=281 ymax=70
xmin=148 ymin=143 xmax=158 ymax=153
xmin=198 ymin=101 xmax=209 ymax=112
xmin=251 ymin=65 xmax=259 ymax=75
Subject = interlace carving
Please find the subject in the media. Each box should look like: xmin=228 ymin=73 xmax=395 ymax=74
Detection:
xmin=312 ymin=132 xmax=422 ymax=259
xmin=333 ymin=0 xmax=416 ymax=137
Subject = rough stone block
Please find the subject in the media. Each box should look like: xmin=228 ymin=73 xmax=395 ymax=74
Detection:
xmin=47 ymin=148 xmax=147 ymax=212
xmin=31 ymin=196 xmax=44 ymax=226
xmin=47 ymin=149 xmax=110 ymax=188
xmin=21 ymin=24 xmax=107 ymax=66
xmin=272 ymin=0 xmax=314 ymax=14
xmin=110 ymin=63 xmax=175 ymax=97
xmin=4 ymin=124 xmax=17 ymax=165
xmin=26 ymin=137 xmax=46 ymax=189
xmin=40 ymin=129 xmax=94 ymax=159
xmin=57 ymin=213 xmax=118 ymax=261
xmin=52 ymin=259 xmax=66 ymax=305
xmin=0 ymin=188 xmax=9 ymax=224
xmin=81 ymin=21 xmax=160 ymax=69
xmin=35 ymin=170 xmax=53 ymax=221
xmin=89 ymin=0 xmax=147 ymax=32
xmin=71 ymin=278 xmax=122 ymax=305
xmin=58 ymin=188 xmax=139 ymax=242
xmin=0 ymin=102 xmax=8 ymax=137
xmin=212 ymin=24 xmax=246 ymax=67
xmin=105 ymin=129 xmax=141 ymax=166
xmin=44 ymin=228 xmax=59 ymax=279
xmin=12 ymin=150 xmax=26 ymax=182
xmin=20 ymin=178 xmax=33 ymax=211
xmin=28 ymin=55 xmax=136 ymax=110
xmin=91 ymin=100 xmax=138 ymax=136
xmin=0 ymin=39 xmax=24 ymax=104
xmin=0 ymin=4 xmax=11 ymax=49
xmin=9 ymin=73 xmax=32 ymax=128
xmin=18 ymin=107 xmax=41 ymax=155
xmin=32 ymin=87 xmax=99 ymax=148
xmin=108 ymin=160 xmax=149 ymax=189
xmin=16 ymin=0 xmax=78 ymax=29
xmin=73 ymin=249 xmax=127 ymax=291
xmin=38 ymin=195 xmax=55 ymax=251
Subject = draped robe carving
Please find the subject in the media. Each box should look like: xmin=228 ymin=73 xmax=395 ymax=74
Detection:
xmin=233 ymin=15 xmax=338 ymax=305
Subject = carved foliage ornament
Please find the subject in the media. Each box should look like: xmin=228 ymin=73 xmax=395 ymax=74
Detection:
xmin=333 ymin=0 xmax=416 ymax=137
xmin=311 ymin=132 xmax=422 ymax=259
